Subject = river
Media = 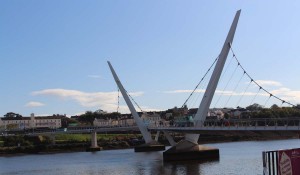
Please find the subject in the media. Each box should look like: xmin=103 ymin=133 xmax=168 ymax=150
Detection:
xmin=0 ymin=139 xmax=299 ymax=175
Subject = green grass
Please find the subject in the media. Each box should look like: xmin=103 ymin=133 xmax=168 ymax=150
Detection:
xmin=56 ymin=134 xmax=90 ymax=142
xmin=0 ymin=141 xmax=3 ymax=147
xmin=55 ymin=134 xmax=141 ymax=142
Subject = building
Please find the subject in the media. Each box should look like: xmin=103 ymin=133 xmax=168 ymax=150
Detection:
xmin=118 ymin=118 xmax=136 ymax=126
xmin=93 ymin=118 xmax=111 ymax=127
xmin=0 ymin=113 xmax=62 ymax=129
xmin=230 ymin=108 xmax=250 ymax=119
xmin=207 ymin=109 xmax=225 ymax=119
xmin=93 ymin=118 xmax=136 ymax=127
xmin=0 ymin=119 xmax=4 ymax=130
xmin=141 ymin=112 xmax=161 ymax=126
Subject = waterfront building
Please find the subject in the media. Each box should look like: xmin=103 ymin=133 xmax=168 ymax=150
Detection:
xmin=93 ymin=118 xmax=111 ymax=127
xmin=207 ymin=109 xmax=225 ymax=119
xmin=0 ymin=119 xmax=4 ymax=130
xmin=118 ymin=118 xmax=136 ymax=126
xmin=141 ymin=112 xmax=161 ymax=126
xmin=230 ymin=108 xmax=250 ymax=119
xmin=0 ymin=113 xmax=62 ymax=129
xmin=93 ymin=118 xmax=136 ymax=127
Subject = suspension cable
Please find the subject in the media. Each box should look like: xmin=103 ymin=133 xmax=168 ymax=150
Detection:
xmin=190 ymin=75 xmax=210 ymax=108
xmin=214 ymin=61 xmax=239 ymax=108
xmin=117 ymin=89 xmax=120 ymax=113
xmin=250 ymin=87 xmax=261 ymax=105
xmin=236 ymin=80 xmax=252 ymax=107
xmin=224 ymin=71 xmax=245 ymax=107
xmin=212 ymin=53 xmax=235 ymax=107
xmin=219 ymin=53 xmax=235 ymax=82
xmin=263 ymin=94 xmax=272 ymax=107
xmin=125 ymin=90 xmax=144 ymax=112
xmin=181 ymin=56 xmax=218 ymax=108
xmin=229 ymin=44 xmax=295 ymax=107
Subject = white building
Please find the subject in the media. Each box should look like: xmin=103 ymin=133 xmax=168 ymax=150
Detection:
xmin=0 ymin=119 xmax=4 ymax=130
xmin=118 ymin=118 xmax=135 ymax=126
xmin=93 ymin=118 xmax=111 ymax=127
xmin=141 ymin=112 xmax=161 ymax=126
xmin=207 ymin=109 xmax=225 ymax=119
xmin=93 ymin=118 xmax=136 ymax=127
xmin=93 ymin=112 xmax=162 ymax=127
xmin=0 ymin=113 xmax=61 ymax=129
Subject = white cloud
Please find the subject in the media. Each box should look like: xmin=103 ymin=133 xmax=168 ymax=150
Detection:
xmin=215 ymin=90 xmax=268 ymax=97
xmin=162 ymin=84 xmax=300 ymax=105
xmin=270 ymin=88 xmax=300 ymax=102
xmin=25 ymin=101 xmax=45 ymax=107
xmin=31 ymin=88 xmax=147 ymax=113
xmin=163 ymin=89 xmax=267 ymax=97
xmin=252 ymin=80 xmax=282 ymax=87
xmin=117 ymin=105 xmax=162 ymax=113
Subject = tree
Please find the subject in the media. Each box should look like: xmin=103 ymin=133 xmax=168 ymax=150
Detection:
xmin=103 ymin=112 xmax=121 ymax=120
xmin=246 ymin=103 xmax=263 ymax=111
xmin=295 ymin=104 xmax=300 ymax=110
xmin=4 ymin=112 xmax=22 ymax=119
xmin=61 ymin=117 xmax=79 ymax=128
xmin=78 ymin=111 xmax=97 ymax=125
xmin=224 ymin=113 xmax=230 ymax=119
xmin=270 ymin=104 xmax=279 ymax=110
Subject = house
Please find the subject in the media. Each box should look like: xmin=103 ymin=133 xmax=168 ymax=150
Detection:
xmin=118 ymin=118 xmax=136 ymax=126
xmin=207 ymin=109 xmax=224 ymax=119
xmin=93 ymin=118 xmax=111 ymax=127
xmin=141 ymin=112 xmax=161 ymax=125
xmin=230 ymin=108 xmax=250 ymax=119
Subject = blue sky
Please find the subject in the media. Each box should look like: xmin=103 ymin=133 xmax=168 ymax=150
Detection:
xmin=1 ymin=1 xmax=300 ymax=116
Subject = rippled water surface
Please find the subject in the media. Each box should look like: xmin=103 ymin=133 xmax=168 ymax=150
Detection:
xmin=1 ymin=139 xmax=300 ymax=175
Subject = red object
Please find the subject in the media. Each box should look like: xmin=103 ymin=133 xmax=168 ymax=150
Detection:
xmin=278 ymin=148 xmax=300 ymax=175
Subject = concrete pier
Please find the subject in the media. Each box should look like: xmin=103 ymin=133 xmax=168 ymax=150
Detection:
xmin=134 ymin=141 xmax=165 ymax=152
xmin=86 ymin=131 xmax=102 ymax=152
xmin=163 ymin=140 xmax=219 ymax=162
xmin=49 ymin=134 xmax=56 ymax=145
xmin=162 ymin=10 xmax=240 ymax=162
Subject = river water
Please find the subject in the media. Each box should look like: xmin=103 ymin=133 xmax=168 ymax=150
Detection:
xmin=0 ymin=139 xmax=299 ymax=175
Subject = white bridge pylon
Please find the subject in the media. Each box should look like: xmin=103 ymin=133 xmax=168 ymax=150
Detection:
xmin=185 ymin=10 xmax=241 ymax=144
xmin=107 ymin=61 xmax=153 ymax=144
xmin=107 ymin=10 xmax=241 ymax=146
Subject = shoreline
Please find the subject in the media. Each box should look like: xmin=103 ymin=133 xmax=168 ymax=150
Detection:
xmin=1 ymin=134 xmax=299 ymax=157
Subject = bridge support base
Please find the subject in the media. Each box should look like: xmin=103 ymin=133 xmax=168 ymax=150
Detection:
xmin=163 ymin=140 xmax=219 ymax=162
xmin=134 ymin=141 xmax=165 ymax=152
xmin=86 ymin=131 xmax=102 ymax=152
xmin=49 ymin=134 xmax=56 ymax=145
xmin=86 ymin=147 xmax=103 ymax=152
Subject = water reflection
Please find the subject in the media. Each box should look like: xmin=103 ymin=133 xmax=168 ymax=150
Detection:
xmin=163 ymin=159 xmax=219 ymax=175
xmin=1 ymin=139 xmax=299 ymax=175
xmin=129 ymin=150 xmax=220 ymax=175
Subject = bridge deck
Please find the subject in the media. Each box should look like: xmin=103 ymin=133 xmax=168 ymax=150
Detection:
xmin=148 ymin=125 xmax=300 ymax=133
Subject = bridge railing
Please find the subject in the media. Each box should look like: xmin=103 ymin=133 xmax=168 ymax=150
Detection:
xmin=147 ymin=118 xmax=300 ymax=129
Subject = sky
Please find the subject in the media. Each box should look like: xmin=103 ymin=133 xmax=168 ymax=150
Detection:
xmin=1 ymin=1 xmax=300 ymax=117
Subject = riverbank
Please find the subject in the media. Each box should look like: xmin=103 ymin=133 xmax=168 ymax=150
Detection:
xmin=0 ymin=133 xmax=146 ymax=155
xmin=0 ymin=131 xmax=299 ymax=156
xmin=2 ymin=139 xmax=300 ymax=175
